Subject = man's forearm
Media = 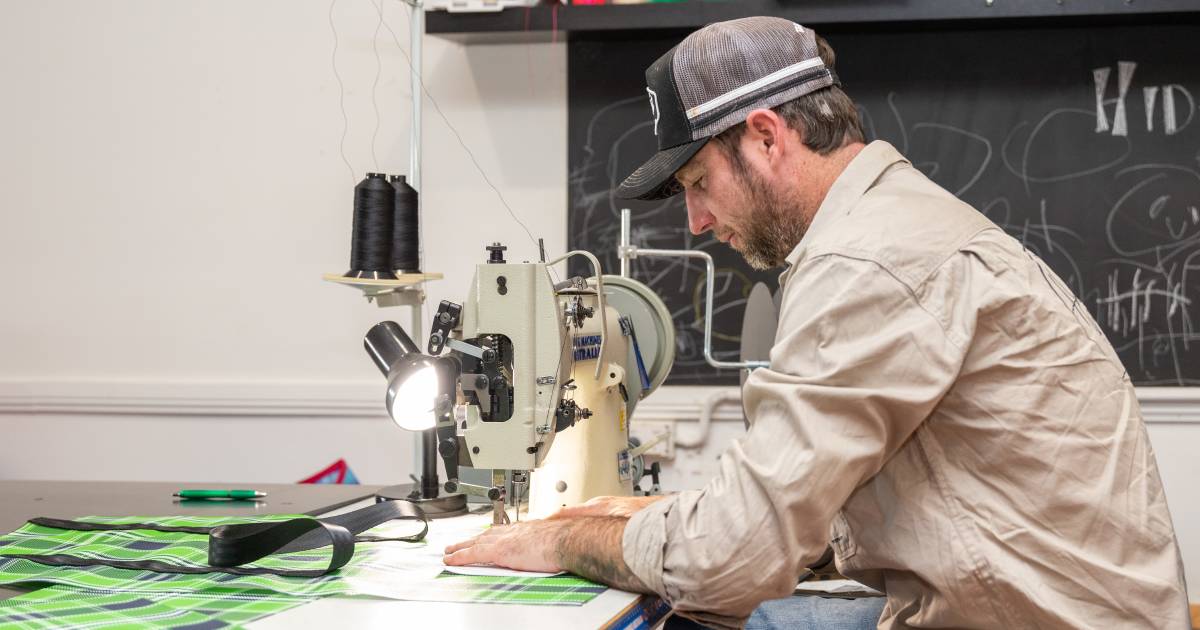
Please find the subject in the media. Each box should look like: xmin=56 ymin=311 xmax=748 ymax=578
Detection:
xmin=554 ymin=516 xmax=652 ymax=594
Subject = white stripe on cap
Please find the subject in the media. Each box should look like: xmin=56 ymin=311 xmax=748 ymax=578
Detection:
xmin=684 ymin=57 xmax=826 ymax=121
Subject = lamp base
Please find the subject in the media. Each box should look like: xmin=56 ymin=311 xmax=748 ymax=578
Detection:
xmin=375 ymin=485 xmax=469 ymax=519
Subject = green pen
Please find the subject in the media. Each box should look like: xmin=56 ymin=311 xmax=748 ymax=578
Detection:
xmin=174 ymin=489 xmax=266 ymax=500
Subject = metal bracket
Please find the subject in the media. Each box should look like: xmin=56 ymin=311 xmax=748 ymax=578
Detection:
xmin=618 ymin=208 xmax=769 ymax=371
xmin=445 ymin=479 xmax=502 ymax=501
xmin=553 ymin=276 xmax=588 ymax=291
xmin=370 ymin=288 xmax=424 ymax=308
xmin=447 ymin=337 xmax=486 ymax=360
xmin=427 ymin=300 xmax=462 ymax=355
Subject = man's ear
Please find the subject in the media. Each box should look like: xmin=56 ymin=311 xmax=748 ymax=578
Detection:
xmin=743 ymin=109 xmax=789 ymax=163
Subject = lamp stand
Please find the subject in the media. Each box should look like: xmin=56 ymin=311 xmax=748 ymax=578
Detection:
xmin=375 ymin=427 xmax=468 ymax=518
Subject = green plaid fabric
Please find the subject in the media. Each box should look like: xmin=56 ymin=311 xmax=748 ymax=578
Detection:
xmin=419 ymin=572 xmax=607 ymax=605
xmin=0 ymin=514 xmax=606 ymax=626
xmin=0 ymin=585 xmax=311 ymax=629
xmin=0 ymin=515 xmax=357 ymax=597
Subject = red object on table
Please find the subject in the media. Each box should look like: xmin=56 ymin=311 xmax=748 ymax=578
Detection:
xmin=298 ymin=458 xmax=360 ymax=484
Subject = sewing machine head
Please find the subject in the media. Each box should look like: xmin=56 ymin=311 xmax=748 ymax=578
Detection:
xmin=367 ymin=243 xmax=674 ymax=524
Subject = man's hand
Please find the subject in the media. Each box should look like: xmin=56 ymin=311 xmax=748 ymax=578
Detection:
xmin=442 ymin=516 xmax=652 ymax=594
xmin=443 ymin=519 xmax=566 ymax=573
xmin=548 ymin=495 xmax=665 ymax=520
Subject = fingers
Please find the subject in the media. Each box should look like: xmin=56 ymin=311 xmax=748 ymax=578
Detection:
xmin=444 ymin=537 xmax=476 ymax=555
xmin=444 ymin=543 xmax=492 ymax=566
xmin=444 ymin=526 xmax=507 ymax=554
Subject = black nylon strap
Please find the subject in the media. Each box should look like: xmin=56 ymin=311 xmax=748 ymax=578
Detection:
xmin=7 ymin=552 xmax=340 ymax=579
xmin=16 ymin=499 xmax=428 ymax=578
xmin=208 ymin=518 xmax=354 ymax=574
xmin=27 ymin=518 xmax=212 ymax=535
xmin=276 ymin=499 xmax=428 ymax=552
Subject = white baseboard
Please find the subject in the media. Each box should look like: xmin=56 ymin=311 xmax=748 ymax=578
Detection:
xmin=0 ymin=379 xmax=384 ymax=418
xmin=0 ymin=379 xmax=1195 ymax=424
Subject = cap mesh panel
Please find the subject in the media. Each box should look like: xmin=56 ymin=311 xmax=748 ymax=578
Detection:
xmin=672 ymin=17 xmax=831 ymax=140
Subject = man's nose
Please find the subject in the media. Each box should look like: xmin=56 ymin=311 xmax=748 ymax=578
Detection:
xmin=685 ymin=192 xmax=714 ymax=236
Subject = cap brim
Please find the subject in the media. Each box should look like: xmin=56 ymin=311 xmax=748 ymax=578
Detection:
xmin=616 ymin=139 xmax=708 ymax=201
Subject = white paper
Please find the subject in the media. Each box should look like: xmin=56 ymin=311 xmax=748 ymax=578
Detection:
xmin=443 ymin=565 xmax=566 ymax=578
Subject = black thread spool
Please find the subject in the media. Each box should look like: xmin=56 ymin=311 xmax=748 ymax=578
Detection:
xmin=346 ymin=173 xmax=397 ymax=280
xmin=390 ymin=175 xmax=420 ymax=274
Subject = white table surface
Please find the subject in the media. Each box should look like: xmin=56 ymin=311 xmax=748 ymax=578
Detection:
xmin=246 ymin=498 xmax=659 ymax=630
xmin=248 ymin=587 xmax=647 ymax=629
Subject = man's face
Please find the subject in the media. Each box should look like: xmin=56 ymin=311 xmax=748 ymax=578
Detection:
xmin=675 ymin=141 xmax=810 ymax=270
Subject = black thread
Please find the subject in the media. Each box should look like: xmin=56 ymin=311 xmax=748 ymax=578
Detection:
xmin=347 ymin=173 xmax=396 ymax=278
xmin=391 ymin=175 xmax=420 ymax=273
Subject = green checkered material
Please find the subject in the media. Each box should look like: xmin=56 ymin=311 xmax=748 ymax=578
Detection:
xmin=0 ymin=515 xmax=356 ymax=597
xmin=416 ymin=572 xmax=607 ymax=605
xmin=0 ymin=585 xmax=311 ymax=629
xmin=0 ymin=514 xmax=605 ymax=625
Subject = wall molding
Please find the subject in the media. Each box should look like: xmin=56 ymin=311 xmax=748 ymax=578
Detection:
xmin=0 ymin=379 xmax=1196 ymax=424
xmin=0 ymin=379 xmax=385 ymax=418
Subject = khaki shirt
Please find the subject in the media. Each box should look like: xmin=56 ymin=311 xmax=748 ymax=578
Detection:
xmin=623 ymin=141 xmax=1189 ymax=629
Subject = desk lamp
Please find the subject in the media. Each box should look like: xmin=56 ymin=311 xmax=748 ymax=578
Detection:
xmin=364 ymin=320 xmax=469 ymax=518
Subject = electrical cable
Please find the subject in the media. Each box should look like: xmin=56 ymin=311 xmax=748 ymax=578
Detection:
xmin=329 ymin=0 xmax=356 ymax=184
xmin=378 ymin=0 xmax=544 ymax=263
xmin=370 ymin=0 xmax=385 ymax=172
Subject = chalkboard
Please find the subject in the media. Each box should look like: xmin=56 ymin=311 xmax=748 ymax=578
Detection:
xmin=568 ymin=23 xmax=1200 ymax=386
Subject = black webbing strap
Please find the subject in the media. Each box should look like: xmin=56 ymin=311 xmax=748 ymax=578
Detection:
xmin=26 ymin=519 xmax=213 ymax=535
xmin=17 ymin=498 xmax=428 ymax=578
xmin=208 ymin=517 xmax=355 ymax=574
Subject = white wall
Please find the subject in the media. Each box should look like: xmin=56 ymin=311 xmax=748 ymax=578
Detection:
xmin=0 ymin=0 xmax=565 ymax=485
xmin=0 ymin=0 xmax=1195 ymax=602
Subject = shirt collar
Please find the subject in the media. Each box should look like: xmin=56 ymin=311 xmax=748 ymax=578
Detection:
xmin=778 ymin=140 xmax=909 ymax=285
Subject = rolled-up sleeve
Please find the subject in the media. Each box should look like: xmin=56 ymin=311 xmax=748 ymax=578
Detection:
xmin=623 ymin=254 xmax=968 ymax=626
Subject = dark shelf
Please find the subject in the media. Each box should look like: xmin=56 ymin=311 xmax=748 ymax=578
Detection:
xmin=426 ymin=0 xmax=1200 ymax=43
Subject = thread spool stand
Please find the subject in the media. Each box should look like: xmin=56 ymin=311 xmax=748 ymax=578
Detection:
xmin=324 ymin=1 xmax=467 ymax=518
xmin=324 ymin=270 xmax=470 ymax=518
xmin=322 ymin=272 xmax=443 ymax=307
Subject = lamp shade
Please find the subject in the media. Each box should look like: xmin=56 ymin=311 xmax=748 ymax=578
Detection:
xmin=365 ymin=320 xmax=454 ymax=432
xmin=385 ymin=357 xmax=441 ymax=431
xmin=364 ymin=321 xmax=421 ymax=376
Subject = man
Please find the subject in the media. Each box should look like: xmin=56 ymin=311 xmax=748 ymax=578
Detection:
xmin=445 ymin=16 xmax=1190 ymax=629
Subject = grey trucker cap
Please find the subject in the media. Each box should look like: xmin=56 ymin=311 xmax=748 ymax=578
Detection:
xmin=616 ymin=17 xmax=839 ymax=201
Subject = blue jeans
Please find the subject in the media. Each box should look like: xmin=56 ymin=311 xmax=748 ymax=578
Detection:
xmin=747 ymin=595 xmax=885 ymax=630
xmin=664 ymin=595 xmax=885 ymax=630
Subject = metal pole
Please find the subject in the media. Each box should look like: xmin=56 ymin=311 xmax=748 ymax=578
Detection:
xmin=421 ymin=429 xmax=439 ymax=498
xmin=409 ymin=0 xmax=423 ymax=196
xmin=619 ymin=209 xmax=631 ymax=277
xmin=630 ymin=246 xmax=769 ymax=371
xmin=407 ymin=0 xmax=431 ymax=496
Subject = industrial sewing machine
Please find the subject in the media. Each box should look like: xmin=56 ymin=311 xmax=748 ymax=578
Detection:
xmin=364 ymin=243 xmax=675 ymax=524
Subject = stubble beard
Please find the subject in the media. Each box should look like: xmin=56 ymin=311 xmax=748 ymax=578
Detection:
xmin=731 ymin=168 xmax=811 ymax=271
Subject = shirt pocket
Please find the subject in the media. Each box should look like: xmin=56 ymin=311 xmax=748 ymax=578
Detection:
xmin=830 ymin=510 xmax=859 ymax=563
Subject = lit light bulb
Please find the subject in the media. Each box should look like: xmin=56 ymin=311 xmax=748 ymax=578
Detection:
xmin=388 ymin=365 xmax=438 ymax=431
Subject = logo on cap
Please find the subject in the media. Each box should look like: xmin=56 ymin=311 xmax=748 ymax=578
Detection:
xmin=646 ymin=87 xmax=661 ymax=136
